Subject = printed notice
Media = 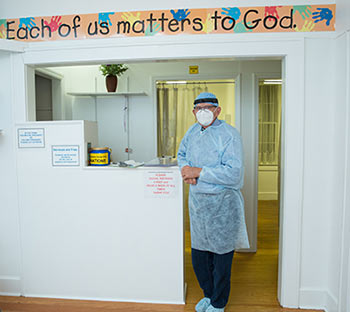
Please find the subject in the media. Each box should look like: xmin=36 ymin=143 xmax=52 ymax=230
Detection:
xmin=18 ymin=128 xmax=45 ymax=148
xmin=144 ymin=171 xmax=178 ymax=198
xmin=52 ymin=145 xmax=80 ymax=167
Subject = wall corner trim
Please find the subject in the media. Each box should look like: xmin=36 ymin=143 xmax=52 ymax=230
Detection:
xmin=0 ymin=276 xmax=22 ymax=295
xmin=325 ymin=290 xmax=338 ymax=312
xmin=299 ymin=288 xmax=338 ymax=312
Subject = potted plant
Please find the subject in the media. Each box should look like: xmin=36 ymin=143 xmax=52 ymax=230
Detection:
xmin=99 ymin=64 xmax=128 ymax=92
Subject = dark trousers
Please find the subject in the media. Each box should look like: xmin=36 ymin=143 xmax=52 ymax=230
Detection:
xmin=191 ymin=248 xmax=234 ymax=309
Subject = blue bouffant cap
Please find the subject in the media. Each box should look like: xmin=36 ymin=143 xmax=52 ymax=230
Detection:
xmin=194 ymin=92 xmax=219 ymax=107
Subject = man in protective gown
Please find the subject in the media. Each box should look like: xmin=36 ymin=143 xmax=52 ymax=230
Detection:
xmin=177 ymin=92 xmax=250 ymax=312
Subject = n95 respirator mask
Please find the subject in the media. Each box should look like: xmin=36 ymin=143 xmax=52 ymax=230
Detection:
xmin=196 ymin=108 xmax=216 ymax=126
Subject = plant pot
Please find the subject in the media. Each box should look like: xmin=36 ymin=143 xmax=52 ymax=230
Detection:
xmin=106 ymin=75 xmax=118 ymax=92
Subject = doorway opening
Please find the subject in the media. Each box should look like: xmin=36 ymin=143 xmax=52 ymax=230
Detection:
xmin=154 ymin=73 xmax=283 ymax=308
xmin=34 ymin=68 xmax=63 ymax=122
xmin=26 ymin=56 xmax=296 ymax=310
xmin=35 ymin=74 xmax=53 ymax=121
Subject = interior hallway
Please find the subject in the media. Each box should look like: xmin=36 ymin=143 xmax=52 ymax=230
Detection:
xmin=0 ymin=201 xmax=323 ymax=312
xmin=184 ymin=200 xmax=324 ymax=312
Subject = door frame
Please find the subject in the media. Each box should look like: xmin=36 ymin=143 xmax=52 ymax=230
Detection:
xmin=252 ymin=73 xmax=283 ymax=252
xmin=13 ymin=36 xmax=305 ymax=308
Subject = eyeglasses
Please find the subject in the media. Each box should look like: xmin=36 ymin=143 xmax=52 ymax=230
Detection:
xmin=193 ymin=105 xmax=217 ymax=112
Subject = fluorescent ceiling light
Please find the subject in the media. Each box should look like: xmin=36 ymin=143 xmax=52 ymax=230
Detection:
xmin=165 ymin=81 xmax=187 ymax=84
xmin=263 ymin=79 xmax=282 ymax=85
xmin=156 ymin=81 xmax=187 ymax=84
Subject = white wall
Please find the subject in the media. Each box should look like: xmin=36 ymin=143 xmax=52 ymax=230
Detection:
xmin=258 ymin=166 xmax=278 ymax=200
xmin=327 ymin=2 xmax=350 ymax=311
xmin=326 ymin=31 xmax=350 ymax=312
xmin=299 ymin=37 xmax=335 ymax=309
xmin=0 ymin=52 xmax=22 ymax=295
xmin=336 ymin=0 xmax=350 ymax=33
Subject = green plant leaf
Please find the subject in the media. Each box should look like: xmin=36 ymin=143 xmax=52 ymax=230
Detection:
xmin=99 ymin=64 xmax=128 ymax=77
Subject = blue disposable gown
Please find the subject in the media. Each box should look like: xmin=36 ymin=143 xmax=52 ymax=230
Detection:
xmin=177 ymin=119 xmax=250 ymax=254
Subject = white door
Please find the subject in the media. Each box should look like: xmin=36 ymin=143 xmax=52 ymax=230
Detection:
xmin=238 ymin=72 xmax=258 ymax=252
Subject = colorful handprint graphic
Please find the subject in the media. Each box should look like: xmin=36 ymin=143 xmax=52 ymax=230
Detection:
xmin=170 ymin=9 xmax=191 ymax=21
xmin=202 ymin=14 xmax=214 ymax=33
xmin=44 ymin=16 xmax=62 ymax=32
xmin=0 ymin=19 xmax=6 ymax=38
xmin=98 ymin=12 xmax=115 ymax=26
xmin=294 ymin=20 xmax=315 ymax=32
xmin=234 ymin=21 xmax=253 ymax=33
xmin=293 ymin=5 xmax=312 ymax=19
xmin=121 ymin=12 xmax=141 ymax=24
xmin=265 ymin=6 xmax=282 ymax=20
xmin=0 ymin=4 xmax=336 ymax=42
xmin=19 ymin=17 xmax=36 ymax=29
xmin=145 ymin=22 xmax=161 ymax=36
xmin=312 ymin=8 xmax=333 ymax=26
xmin=221 ymin=7 xmax=241 ymax=23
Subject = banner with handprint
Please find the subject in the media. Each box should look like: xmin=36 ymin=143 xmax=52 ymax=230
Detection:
xmin=0 ymin=4 xmax=335 ymax=42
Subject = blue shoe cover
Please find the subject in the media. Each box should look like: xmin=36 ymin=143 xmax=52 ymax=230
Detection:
xmin=195 ymin=297 xmax=211 ymax=312
xmin=206 ymin=304 xmax=225 ymax=312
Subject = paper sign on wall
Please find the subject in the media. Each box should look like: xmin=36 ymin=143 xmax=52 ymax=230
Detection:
xmin=52 ymin=145 xmax=80 ymax=167
xmin=0 ymin=4 xmax=336 ymax=43
xmin=189 ymin=66 xmax=199 ymax=74
xmin=144 ymin=171 xmax=178 ymax=198
xmin=18 ymin=128 xmax=45 ymax=148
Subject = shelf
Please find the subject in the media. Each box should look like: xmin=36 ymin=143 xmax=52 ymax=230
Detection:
xmin=67 ymin=92 xmax=147 ymax=97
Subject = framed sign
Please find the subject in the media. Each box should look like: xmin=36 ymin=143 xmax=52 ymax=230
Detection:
xmin=18 ymin=128 xmax=45 ymax=148
xmin=52 ymin=145 xmax=80 ymax=167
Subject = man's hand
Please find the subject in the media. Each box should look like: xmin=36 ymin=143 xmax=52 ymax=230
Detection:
xmin=181 ymin=166 xmax=202 ymax=180
xmin=184 ymin=178 xmax=197 ymax=185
